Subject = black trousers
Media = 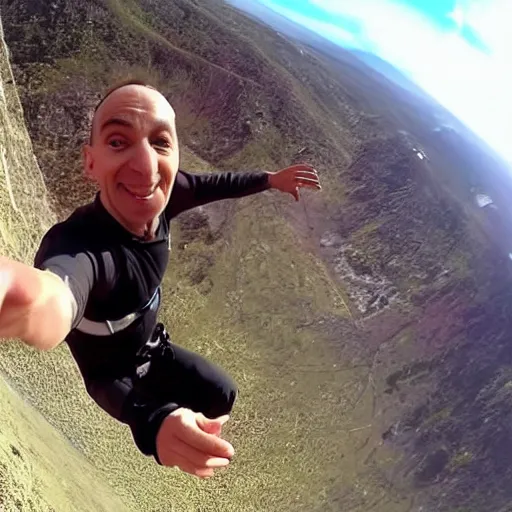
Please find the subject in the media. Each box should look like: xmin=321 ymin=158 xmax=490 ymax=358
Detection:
xmin=86 ymin=324 xmax=238 ymax=458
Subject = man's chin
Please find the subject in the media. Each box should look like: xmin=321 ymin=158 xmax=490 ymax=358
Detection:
xmin=125 ymin=203 xmax=164 ymax=223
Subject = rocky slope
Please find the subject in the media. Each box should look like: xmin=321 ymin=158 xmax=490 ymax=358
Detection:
xmin=0 ymin=15 xmax=129 ymax=511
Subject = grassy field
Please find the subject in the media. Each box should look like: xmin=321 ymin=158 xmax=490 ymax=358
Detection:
xmin=0 ymin=374 xmax=129 ymax=512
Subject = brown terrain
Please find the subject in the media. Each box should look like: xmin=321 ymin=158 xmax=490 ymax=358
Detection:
xmin=1 ymin=0 xmax=512 ymax=510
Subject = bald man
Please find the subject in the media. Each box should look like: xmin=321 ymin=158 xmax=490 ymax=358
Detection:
xmin=0 ymin=80 xmax=321 ymax=478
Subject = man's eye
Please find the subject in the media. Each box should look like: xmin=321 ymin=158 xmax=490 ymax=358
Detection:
xmin=152 ymin=138 xmax=171 ymax=148
xmin=108 ymin=138 xmax=125 ymax=149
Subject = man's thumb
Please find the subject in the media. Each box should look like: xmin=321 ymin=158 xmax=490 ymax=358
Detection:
xmin=197 ymin=414 xmax=230 ymax=435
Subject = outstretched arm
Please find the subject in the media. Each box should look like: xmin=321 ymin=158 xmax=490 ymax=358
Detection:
xmin=165 ymin=163 xmax=321 ymax=220
xmin=0 ymin=225 xmax=96 ymax=350
xmin=0 ymin=256 xmax=75 ymax=350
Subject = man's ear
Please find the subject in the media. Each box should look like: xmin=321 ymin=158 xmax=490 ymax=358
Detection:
xmin=83 ymin=144 xmax=95 ymax=181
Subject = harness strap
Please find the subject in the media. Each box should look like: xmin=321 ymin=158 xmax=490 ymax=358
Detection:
xmin=75 ymin=287 xmax=161 ymax=336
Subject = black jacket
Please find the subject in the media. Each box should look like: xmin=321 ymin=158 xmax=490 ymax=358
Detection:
xmin=34 ymin=169 xmax=269 ymax=383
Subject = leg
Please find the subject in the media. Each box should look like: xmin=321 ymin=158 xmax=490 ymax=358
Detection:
xmin=139 ymin=339 xmax=238 ymax=419
xmin=86 ymin=375 xmax=176 ymax=457
xmin=86 ymin=376 xmax=134 ymax=422
xmin=164 ymin=343 xmax=238 ymax=418
xmin=84 ymin=329 xmax=237 ymax=460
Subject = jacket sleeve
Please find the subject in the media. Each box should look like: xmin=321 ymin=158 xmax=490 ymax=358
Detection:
xmin=165 ymin=169 xmax=270 ymax=221
xmin=85 ymin=376 xmax=178 ymax=463
xmin=34 ymin=230 xmax=96 ymax=330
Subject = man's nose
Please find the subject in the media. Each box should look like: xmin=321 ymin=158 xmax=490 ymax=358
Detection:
xmin=128 ymin=140 xmax=158 ymax=180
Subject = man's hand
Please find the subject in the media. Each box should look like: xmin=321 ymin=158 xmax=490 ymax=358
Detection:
xmin=156 ymin=408 xmax=234 ymax=478
xmin=0 ymin=257 xmax=73 ymax=349
xmin=267 ymin=163 xmax=321 ymax=201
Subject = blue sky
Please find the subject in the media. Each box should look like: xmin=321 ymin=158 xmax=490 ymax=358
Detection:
xmin=258 ymin=0 xmax=512 ymax=162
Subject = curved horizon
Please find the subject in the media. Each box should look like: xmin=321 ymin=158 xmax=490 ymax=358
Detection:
xmin=253 ymin=0 xmax=512 ymax=164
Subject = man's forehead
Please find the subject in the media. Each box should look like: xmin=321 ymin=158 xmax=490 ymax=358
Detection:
xmin=94 ymin=85 xmax=175 ymax=131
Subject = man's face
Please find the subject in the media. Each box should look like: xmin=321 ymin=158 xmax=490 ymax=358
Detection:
xmin=84 ymin=85 xmax=179 ymax=231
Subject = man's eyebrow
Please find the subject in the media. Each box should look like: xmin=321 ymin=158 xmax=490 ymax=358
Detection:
xmin=99 ymin=118 xmax=174 ymax=134
xmin=99 ymin=118 xmax=133 ymax=132
xmin=153 ymin=119 xmax=174 ymax=133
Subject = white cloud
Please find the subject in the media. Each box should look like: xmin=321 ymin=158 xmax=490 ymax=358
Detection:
xmin=266 ymin=0 xmax=512 ymax=163
xmin=448 ymin=4 xmax=464 ymax=28
xmin=462 ymin=0 xmax=511 ymax=58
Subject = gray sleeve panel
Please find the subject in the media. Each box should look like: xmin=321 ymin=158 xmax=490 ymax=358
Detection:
xmin=39 ymin=252 xmax=97 ymax=330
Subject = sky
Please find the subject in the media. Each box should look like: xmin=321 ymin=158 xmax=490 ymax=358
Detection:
xmin=258 ymin=0 xmax=512 ymax=163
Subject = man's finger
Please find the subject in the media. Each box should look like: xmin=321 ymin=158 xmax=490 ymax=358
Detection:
xmin=197 ymin=414 xmax=229 ymax=429
xmin=294 ymin=171 xmax=319 ymax=182
xmin=287 ymin=163 xmax=316 ymax=173
xmin=217 ymin=414 xmax=230 ymax=425
xmin=295 ymin=177 xmax=320 ymax=184
xmin=173 ymin=439 xmax=231 ymax=469
xmin=197 ymin=414 xmax=229 ymax=436
xmin=179 ymin=417 xmax=235 ymax=458
xmin=167 ymin=451 xmax=215 ymax=479
xmin=296 ymin=178 xmax=322 ymax=189
xmin=292 ymin=168 xmax=317 ymax=177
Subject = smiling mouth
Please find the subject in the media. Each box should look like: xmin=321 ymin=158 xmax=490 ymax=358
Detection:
xmin=121 ymin=184 xmax=157 ymax=200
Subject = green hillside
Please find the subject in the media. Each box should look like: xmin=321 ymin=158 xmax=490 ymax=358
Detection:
xmin=2 ymin=1 xmax=512 ymax=511
xmin=0 ymin=15 xmax=129 ymax=511
xmin=0 ymin=2 xmax=390 ymax=510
